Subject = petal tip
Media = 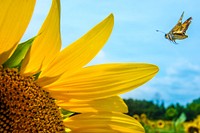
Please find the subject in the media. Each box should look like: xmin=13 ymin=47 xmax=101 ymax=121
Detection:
xmin=106 ymin=13 xmax=114 ymax=25
xmin=153 ymin=64 xmax=159 ymax=73
xmin=145 ymin=63 xmax=159 ymax=73
xmin=109 ymin=13 xmax=114 ymax=19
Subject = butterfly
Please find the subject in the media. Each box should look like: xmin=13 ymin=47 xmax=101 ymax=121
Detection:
xmin=157 ymin=12 xmax=192 ymax=44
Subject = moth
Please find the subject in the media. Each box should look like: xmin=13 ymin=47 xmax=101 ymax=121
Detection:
xmin=157 ymin=12 xmax=192 ymax=44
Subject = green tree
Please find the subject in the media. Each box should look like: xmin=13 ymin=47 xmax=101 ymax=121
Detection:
xmin=185 ymin=98 xmax=200 ymax=121
xmin=165 ymin=105 xmax=178 ymax=120
xmin=123 ymin=97 xmax=200 ymax=121
xmin=124 ymin=98 xmax=166 ymax=120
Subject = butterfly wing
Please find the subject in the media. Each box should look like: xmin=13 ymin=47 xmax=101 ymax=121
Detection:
xmin=180 ymin=17 xmax=192 ymax=34
xmin=172 ymin=33 xmax=188 ymax=40
xmin=170 ymin=12 xmax=184 ymax=34
xmin=171 ymin=16 xmax=192 ymax=41
xmin=166 ymin=12 xmax=192 ymax=42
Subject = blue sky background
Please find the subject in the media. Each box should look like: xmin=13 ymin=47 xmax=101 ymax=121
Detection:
xmin=22 ymin=0 xmax=200 ymax=106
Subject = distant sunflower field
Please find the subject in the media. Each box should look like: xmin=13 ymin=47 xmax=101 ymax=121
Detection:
xmin=124 ymin=98 xmax=200 ymax=133
xmin=133 ymin=113 xmax=200 ymax=133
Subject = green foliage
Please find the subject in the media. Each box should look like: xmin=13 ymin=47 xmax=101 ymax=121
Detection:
xmin=175 ymin=113 xmax=186 ymax=132
xmin=185 ymin=97 xmax=200 ymax=121
xmin=124 ymin=97 xmax=200 ymax=121
xmin=165 ymin=106 xmax=178 ymax=120
xmin=60 ymin=108 xmax=74 ymax=119
xmin=3 ymin=37 xmax=35 ymax=68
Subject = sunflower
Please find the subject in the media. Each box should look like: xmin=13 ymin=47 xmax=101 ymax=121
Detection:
xmin=184 ymin=116 xmax=200 ymax=133
xmin=187 ymin=126 xmax=199 ymax=133
xmin=133 ymin=114 xmax=141 ymax=122
xmin=149 ymin=121 xmax=156 ymax=128
xmin=0 ymin=0 xmax=159 ymax=132
xmin=156 ymin=120 xmax=165 ymax=129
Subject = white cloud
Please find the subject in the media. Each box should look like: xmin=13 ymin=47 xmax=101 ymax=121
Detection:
xmin=122 ymin=60 xmax=200 ymax=106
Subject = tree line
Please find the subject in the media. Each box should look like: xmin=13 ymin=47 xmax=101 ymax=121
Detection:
xmin=123 ymin=97 xmax=200 ymax=121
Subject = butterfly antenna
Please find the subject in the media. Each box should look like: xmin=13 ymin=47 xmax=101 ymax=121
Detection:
xmin=156 ymin=30 xmax=166 ymax=34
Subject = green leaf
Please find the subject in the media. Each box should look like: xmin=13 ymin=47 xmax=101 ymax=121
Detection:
xmin=175 ymin=112 xmax=186 ymax=127
xmin=3 ymin=37 xmax=35 ymax=68
xmin=60 ymin=108 xmax=74 ymax=119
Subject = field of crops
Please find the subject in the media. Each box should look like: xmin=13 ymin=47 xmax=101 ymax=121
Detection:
xmin=133 ymin=114 xmax=200 ymax=133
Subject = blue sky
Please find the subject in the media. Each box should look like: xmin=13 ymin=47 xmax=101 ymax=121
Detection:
xmin=22 ymin=0 xmax=200 ymax=106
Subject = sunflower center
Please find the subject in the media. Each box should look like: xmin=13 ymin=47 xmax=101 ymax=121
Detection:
xmin=0 ymin=66 xmax=65 ymax=132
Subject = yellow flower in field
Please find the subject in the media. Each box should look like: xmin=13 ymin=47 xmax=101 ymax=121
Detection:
xmin=140 ymin=113 xmax=147 ymax=119
xmin=184 ymin=115 xmax=200 ymax=133
xmin=148 ymin=121 xmax=156 ymax=128
xmin=0 ymin=0 xmax=158 ymax=132
xmin=140 ymin=113 xmax=148 ymax=125
xmin=194 ymin=115 xmax=200 ymax=128
xmin=156 ymin=120 xmax=165 ymax=128
xmin=133 ymin=114 xmax=141 ymax=122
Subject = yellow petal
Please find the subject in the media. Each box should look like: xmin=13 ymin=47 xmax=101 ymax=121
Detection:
xmin=69 ymin=128 xmax=119 ymax=133
xmin=57 ymin=96 xmax=128 ymax=113
xmin=37 ymin=14 xmax=114 ymax=85
xmin=45 ymin=63 xmax=158 ymax=100
xmin=20 ymin=0 xmax=61 ymax=75
xmin=70 ymin=126 xmax=142 ymax=133
xmin=64 ymin=112 xmax=145 ymax=133
xmin=0 ymin=0 xmax=36 ymax=64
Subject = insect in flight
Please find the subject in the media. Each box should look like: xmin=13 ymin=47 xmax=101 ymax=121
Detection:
xmin=157 ymin=12 xmax=192 ymax=44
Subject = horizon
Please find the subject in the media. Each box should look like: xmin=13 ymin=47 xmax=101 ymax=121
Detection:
xmin=123 ymin=96 xmax=200 ymax=107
